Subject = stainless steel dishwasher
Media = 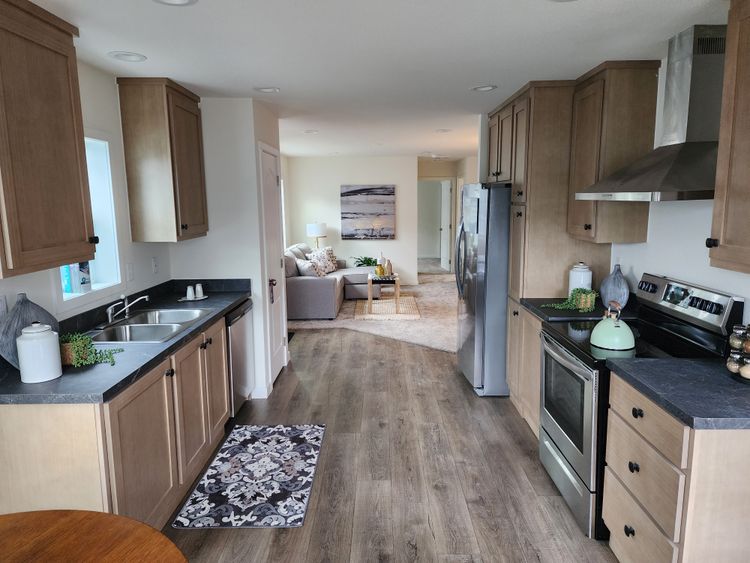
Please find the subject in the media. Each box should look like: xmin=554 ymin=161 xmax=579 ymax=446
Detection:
xmin=225 ymin=299 xmax=253 ymax=417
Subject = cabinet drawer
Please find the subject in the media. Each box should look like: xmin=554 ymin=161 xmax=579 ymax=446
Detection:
xmin=603 ymin=467 xmax=678 ymax=563
xmin=606 ymin=410 xmax=685 ymax=541
xmin=610 ymin=374 xmax=689 ymax=468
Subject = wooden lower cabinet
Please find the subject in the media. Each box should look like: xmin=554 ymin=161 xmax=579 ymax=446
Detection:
xmin=0 ymin=316 xmax=233 ymax=530
xmin=104 ymin=359 xmax=180 ymax=527
xmin=204 ymin=319 xmax=231 ymax=443
xmin=506 ymin=301 xmax=542 ymax=437
xmin=172 ymin=334 xmax=212 ymax=484
xmin=604 ymin=373 xmax=750 ymax=562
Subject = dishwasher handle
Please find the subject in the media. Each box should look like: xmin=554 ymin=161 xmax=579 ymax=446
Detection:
xmin=225 ymin=299 xmax=252 ymax=326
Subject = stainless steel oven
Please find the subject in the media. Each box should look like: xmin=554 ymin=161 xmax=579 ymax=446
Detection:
xmin=539 ymin=331 xmax=598 ymax=536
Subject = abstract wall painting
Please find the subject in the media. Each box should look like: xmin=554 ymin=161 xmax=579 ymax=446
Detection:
xmin=340 ymin=185 xmax=396 ymax=240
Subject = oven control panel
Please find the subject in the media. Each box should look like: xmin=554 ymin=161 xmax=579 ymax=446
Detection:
xmin=636 ymin=273 xmax=743 ymax=335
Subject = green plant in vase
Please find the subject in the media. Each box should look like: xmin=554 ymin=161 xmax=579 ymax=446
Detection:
xmin=60 ymin=333 xmax=124 ymax=367
xmin=353 ymin=256 xmax=377 ymax=267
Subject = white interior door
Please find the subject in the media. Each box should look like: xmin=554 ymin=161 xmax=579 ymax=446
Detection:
xmin=259 ymin=144 xmax=287 ymax=380
xmin=440 ymin=180 xmax=452 ymax=271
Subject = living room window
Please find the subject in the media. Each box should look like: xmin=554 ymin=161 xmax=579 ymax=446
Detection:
xmin=59 ymin=137 xmax=121 ymax=301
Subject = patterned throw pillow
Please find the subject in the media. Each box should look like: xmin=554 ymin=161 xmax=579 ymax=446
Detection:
xmin=295 ymin=258 xmax=324 ymax=277
xmin=306 ymin=247 xmax=337 ymax=274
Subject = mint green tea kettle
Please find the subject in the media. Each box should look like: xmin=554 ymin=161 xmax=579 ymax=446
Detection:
xmin=590 ymin=301 xmax=635 ymax=351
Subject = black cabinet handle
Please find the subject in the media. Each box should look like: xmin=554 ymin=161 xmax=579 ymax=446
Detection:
xmin=181 ymin=224 xmax=189 ymax=230
xmin=516 ymin=191 xmax=523 ymax=197
xmin=583 ymin=224 xmax=592 ymax=231
xmin=200 ymin=342 xmax=207 ymax=350
xmin=207 ymin=337 xmax=213 ymax=346
xmin=632 ymin=407 xmax=644 ymax=419
xmin=628 ymin=461 xmax=640 ymax=473
xmin=705 ymin=238 xmax=719 ymax=248
xmin=624 ymin=525 xmax=635 ymax=538
xmin=88 ymin=236 xmax=99 ymax=244
xmin=165 ymin=368 xmax=175 ymax=377
xmin=515 ymin=211 xmax=523 ymax=218
xmin=512 ymin=310 xmax=519 ymax=316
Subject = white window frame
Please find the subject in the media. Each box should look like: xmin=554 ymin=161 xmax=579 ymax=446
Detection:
xmin=50 ymin=128 xmax=126 ymax=317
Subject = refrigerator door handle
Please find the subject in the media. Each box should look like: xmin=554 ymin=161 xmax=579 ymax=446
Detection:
xmin=455 ymin=221 xmax=466 ymax=297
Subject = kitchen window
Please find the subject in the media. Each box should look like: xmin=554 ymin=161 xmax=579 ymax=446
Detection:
xmin=59 ymin=137 xmax=120 ymax=300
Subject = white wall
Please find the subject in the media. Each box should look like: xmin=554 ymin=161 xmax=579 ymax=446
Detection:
xmin=169 ymin=99 xmax=280 ymax=398
xmin=0 ymin=62 xmax=172 ymax=320
xmin=612 ymin=57 xmax=750 ymax=323
xmin=284 ymin=156 xmax=420 ymax=284
xmin=418 ymin=181 xmax=442 ymax=258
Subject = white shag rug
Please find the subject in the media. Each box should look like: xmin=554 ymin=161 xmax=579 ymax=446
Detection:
xmin=287 ymin=273 xmax=458 ymax=352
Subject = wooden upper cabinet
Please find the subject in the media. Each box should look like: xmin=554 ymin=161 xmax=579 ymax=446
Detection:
xmin=511 ymin=98 xmax=529 ymax=203
xmin=568 ymin=80 xmax=604 ymax=240
xmin=487 ymin=113 xmax=500 ymax=182
xmin=118 ymin=78 xmax=208 ymax=242
xmin=0 ymin=0 xmax=95 ymax=277
xmin=710 ymin=0 xmax=750 ymax=273
xmin=497 ymin=105 xmax=513 ymax=182
xmin=567 ymin=62 xmax=659 ymax=243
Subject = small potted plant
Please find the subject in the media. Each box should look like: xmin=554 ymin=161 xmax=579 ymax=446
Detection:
xmin=60 ymin=333 xmax=123 ymax=367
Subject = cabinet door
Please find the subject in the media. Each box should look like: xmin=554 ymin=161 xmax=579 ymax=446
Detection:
xmin=567 ymin=80 xmax=604 ymax=241
xmin=171 ymin=334 xmax=210 ymax=484
xmin=168 ymin=91 xmax=209 ymax=240
xmin=497 ymin=105 xmax=514 ymax=182
xmin=506 ymin=298 xmax=522 ymax=411
xmin=710 ymin=0 xmax=750 ymax=273
xmin=519 ymin=309 xmax=542 ymax=437
xmin=508 ymin=204 xmax=527 ymax=300
xmin=487 ymin=113 xmax=500 ymax=182
xmin=511 ymin=98 xmax=529 ymax=203
xmin=0 ymin=15 xmax=94 ymax=276
xmin=104 ymin=359 xmax=179 ymax=528
xmin=203 ymin=320 xmax=230 ymax=444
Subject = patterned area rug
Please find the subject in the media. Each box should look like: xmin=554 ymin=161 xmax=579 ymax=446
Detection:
xmin=172 ymin=424 xmax=325 ymax=529
xmin=354 ymin=295 xmax=421 ymax=320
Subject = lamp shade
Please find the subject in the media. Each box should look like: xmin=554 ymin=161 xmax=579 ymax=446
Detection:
xmin=306 ymin=222 xmax=327 ymax=238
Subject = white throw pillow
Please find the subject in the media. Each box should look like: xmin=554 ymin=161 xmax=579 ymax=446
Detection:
xmin=306 ymin=247 xmax=337 ymax=274
xmin=296 ymin=258 xmax=324 ymax=277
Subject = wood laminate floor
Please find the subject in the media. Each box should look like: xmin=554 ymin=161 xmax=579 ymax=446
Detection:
xmin=164 ymin=329 xmax=617 ymax=563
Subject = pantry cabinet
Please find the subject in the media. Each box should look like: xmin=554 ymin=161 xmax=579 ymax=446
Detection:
xmin=567 ymin=61 xmax=659 ymax=243
xmin=0 ymin=0 xmax=96 ymax=277
xmin=490 ymin=82 xmax=611 ymax=300
xmin=118 ymin=78 xmax=209 ymax=242
xmin=709 ymin=0 xmax=750 ymax=274
xmin=487 ymin=104 xmax=513 ymax=182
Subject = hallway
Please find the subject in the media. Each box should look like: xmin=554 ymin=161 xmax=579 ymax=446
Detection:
xmin=165 ymin=329 xmax=615 ymax=563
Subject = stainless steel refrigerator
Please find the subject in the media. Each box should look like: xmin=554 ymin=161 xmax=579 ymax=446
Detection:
xmin=455 ymin=182 xmax=511 ymax=396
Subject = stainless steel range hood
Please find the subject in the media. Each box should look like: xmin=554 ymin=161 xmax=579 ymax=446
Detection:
xmin=576 ymin=25 xmax=726 ymax=202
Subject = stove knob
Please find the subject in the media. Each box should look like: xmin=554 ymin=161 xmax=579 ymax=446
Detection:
xmin=713 ymin=303 xmax=724 ymax=315
xmin=689 ymin=296 xmax=699 ymax=308
xmin=648 ymin=283 xmax=658 ymax=293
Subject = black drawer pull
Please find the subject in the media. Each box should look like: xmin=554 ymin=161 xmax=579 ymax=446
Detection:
xmin=512 ymin=310 xmax=519 ymax=316
xmin=515 ymin=211 xmax=523 ymax=218
xmin=628 ymin=461 xmax=640 ymax=473
xmin=705 ymin=237 xmax=719 ymax=248
xmin=181 ymin=224 xmax=189 ymax=230
xmin=200 ymin=342 xmax=207 ymax=350
xmin=516 ymin=191 xmax=523 ymax=197
xmin=624 ymin=525 xmax=635 ymax=538
xmin=631 ymin=407 xmax=644 ymax=419
xmin=207 ymin=337 xmax=213 ymax=345
xmin=165 ymin=368 xmax=175 ymax=377
xmin=88 ymin=236 xmax=99 ymax=244
xmin=583 ymin=224 xmax=592 ymax=231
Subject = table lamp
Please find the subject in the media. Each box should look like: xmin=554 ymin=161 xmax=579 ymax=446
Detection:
xmin=306 ymin=222 xmax=327 ymax=248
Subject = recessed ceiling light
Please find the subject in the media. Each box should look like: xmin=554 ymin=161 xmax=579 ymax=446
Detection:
xmin=254 ymin=86 xmax=280 ymax=94
xmin=153 ymin=0 xmax=198 ymax=5
xmin=435 ymin=128 xmax=452 ymax=134
xmin=472 ymin=85 xmax=497 ymax=92
xmin=107 ymin=51 xmax=147 ymax=62
xmin=304 ymin=129 xmax=319 ymax=135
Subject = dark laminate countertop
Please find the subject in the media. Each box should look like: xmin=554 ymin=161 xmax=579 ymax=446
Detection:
xmin=0 ymin=292 xmax=250 ymax=405
xmin=607 ymin=358 xmax=750 ymax=430
xmin=522 ymin=297 xmax=639 ymax=322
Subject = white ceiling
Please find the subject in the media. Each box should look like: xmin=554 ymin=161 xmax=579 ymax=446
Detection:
xmin=35 ymin=0 xmax=729 ymax=158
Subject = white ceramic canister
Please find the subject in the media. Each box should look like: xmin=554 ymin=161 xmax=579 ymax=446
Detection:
xmin=17 ymin=322 xmax=63 ymax=384
xmin=568 ymin=262 xmax=593 ymax=295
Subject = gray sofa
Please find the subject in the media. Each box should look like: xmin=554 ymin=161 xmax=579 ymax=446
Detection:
xmin=285 ymin=243 xmax=381 ymax=320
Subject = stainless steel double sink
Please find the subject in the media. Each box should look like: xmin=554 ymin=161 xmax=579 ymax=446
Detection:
xmin=92 ymin=309 xmax=212 ymax=343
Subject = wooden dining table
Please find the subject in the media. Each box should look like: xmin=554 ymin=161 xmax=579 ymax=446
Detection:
xmin=0 ymin=509 xmax=186 ymax=562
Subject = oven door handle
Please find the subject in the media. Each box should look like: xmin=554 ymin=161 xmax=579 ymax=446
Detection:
xmin=542 ymin=334 xmax=594 ymax=383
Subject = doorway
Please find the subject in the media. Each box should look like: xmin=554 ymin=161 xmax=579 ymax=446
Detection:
xmin=418 ymin=178 xmax=454 ymax=274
